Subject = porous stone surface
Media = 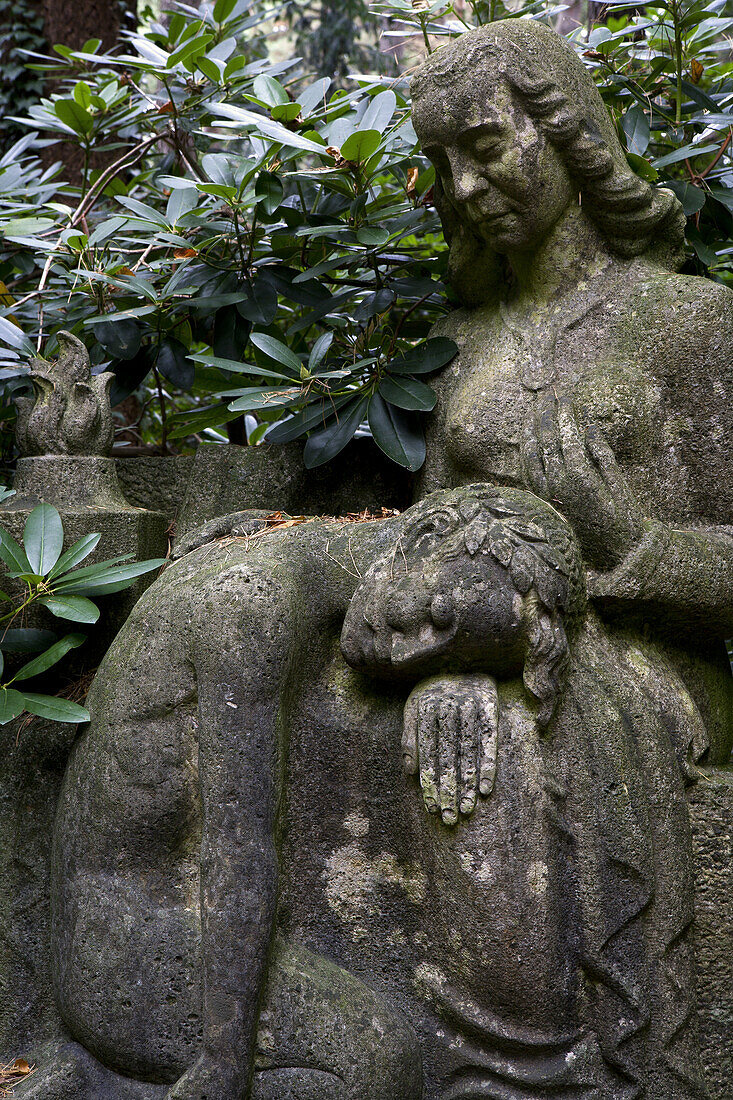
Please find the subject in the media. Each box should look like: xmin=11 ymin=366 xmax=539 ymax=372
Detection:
xmin=13 ymin=455 xmax=130 ymax=511
xmin=689 ymin=770 xmax=733 ymax=1099
xmin=115 ymin=456 xmax=194 ymax=520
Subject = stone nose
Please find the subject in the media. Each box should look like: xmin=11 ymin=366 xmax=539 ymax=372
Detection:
xmin=449 ymin=155 xmax=486 ymax=203
xmin=384 ymin=582 xmax=431 ymax=633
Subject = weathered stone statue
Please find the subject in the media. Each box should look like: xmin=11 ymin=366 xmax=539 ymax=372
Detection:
xmin=16 ymin=17 xmax=732 ymax=1100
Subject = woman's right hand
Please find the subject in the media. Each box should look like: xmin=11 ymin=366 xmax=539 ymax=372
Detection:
xmin=521 ymin=395 xmax=644 ymax=570
xmin=402 ymin=674 xmax=499 ymax=826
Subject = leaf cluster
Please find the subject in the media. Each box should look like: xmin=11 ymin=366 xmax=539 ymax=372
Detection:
xmin=0 ymin=495 xmax=164 ymax=725
xmin=0 ymin=0 xmax=730 ymax=470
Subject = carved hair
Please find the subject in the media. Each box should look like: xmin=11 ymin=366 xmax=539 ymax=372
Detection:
xmin=411 ymin=23 xmax=686 ymax=297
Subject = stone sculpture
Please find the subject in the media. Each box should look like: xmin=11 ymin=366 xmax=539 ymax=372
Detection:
xmin=16 ymin=16 xmax=733 ymax=1100
xmin=15 ymin=330 xmax=114 ymax=458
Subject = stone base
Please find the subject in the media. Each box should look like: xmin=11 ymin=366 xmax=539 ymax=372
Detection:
xmin=115 ymin=455 xmax=194 ymax=520
xmin=12 ymin=456 xmax=129 ymax=511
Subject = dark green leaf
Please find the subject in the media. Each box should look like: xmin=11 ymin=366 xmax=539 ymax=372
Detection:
xmin=0 ymin=628 xmax=57 ymax=654
xmin=356 ymin=226 xmax=390 ymax=247
xmin=156 ymin=338 xmax=194 ymax=391
xmin=213 ymin=305 xmax=251 ymax=361
xmin=47 ymin=533 xmax=101 ymax=580
xmin=21 ymin=693 xmax=90 ymax=724
xmin=167 ymin=404 xmax=243 ymax=440
xmin=621 ymin=105 xmax=650 ymax=157
xmin=23 ymin=504 xmax=64 ymax=576
xmin=54 ymin=98 xmax=94 ymax=135
xmin=666 ymin=180 xmax=707 ymax=215
xmin=39 ymin=596 xmax=100 ymax=624
xmin=0 ymin=689 xmax=25 ymax=724
xmin=368 ymin=393 xmax=426 ymax=471
xmin=109 ymin=347 xmax=154 ymax=406
xmin=237 ymin=278 xmax=278 ymax=325
xmin=55 ymin=559 xmax=166 ymax=596
xmin=265 ymin=392 xmax=354 ymax=443
xmin=255 ymin=170 xmax=284 ymax=216
xmin=341 ymin=129 xmax=382 ymax=163
xmin=379 ymin=375 xmax=437 ymax=411
xmin=12 ymin=633 xmax=86 ymax=682
xmin=94 ymin=319 xmax=142 ymax=361
xmin=226 ymin=386 xmax=301 ymax=412
xmin=303 ymin=396 xmax=368 ymax=468
xmin=388 ymin=337 xmax=458 ymax=376
xmin=213 ymin=0 xmax=237 ymax=21
xmin=250 ymin=332 xmax=302 ymax=374
xmin=0 ymin=527 xmax=32 ymax=576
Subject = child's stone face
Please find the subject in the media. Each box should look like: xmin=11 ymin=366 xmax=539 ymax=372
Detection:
xmin=341 ymin=514 xmax=526 ymax=682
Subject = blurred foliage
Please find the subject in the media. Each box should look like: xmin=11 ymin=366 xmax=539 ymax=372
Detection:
xmin=0 ymin=0 xmax=730 ymax=471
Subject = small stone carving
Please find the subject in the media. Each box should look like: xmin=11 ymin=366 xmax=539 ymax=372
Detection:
xmin=15 ymin=331 xmax=114 ymax=457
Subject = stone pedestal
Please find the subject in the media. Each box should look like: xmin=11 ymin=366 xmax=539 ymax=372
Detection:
xmin=2 ymin=456 xmax=168 ymax=643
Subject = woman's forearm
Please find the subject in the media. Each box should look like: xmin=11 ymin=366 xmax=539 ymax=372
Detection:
xmin=589 ymin=520 xmax=733 ymax=637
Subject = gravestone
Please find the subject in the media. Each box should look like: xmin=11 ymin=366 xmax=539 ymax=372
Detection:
xmin=7 ymin=19 xmax=733 ymax=1100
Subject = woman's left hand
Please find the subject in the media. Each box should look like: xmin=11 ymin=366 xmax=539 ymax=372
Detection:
xmin=521 ymin=394 xmax=644 ymax=570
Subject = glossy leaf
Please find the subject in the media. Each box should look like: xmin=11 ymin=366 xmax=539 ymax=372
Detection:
xmin=0 ymin=689 xmax=25 ymax=724
xmin=54 ymin=558 xmax=166 ymax=596
xmin=340 ymin=129 xmax=382 ymax=162
xmin=379 ymin=375 xmax=437 ymax=411
xmin=0 ymin=527 xmax=32 ymax=576
xmin=250 ymin=332 xmax=302 ymax=374
xmin=23 ymin=504 xmax=64 ymax=576
xmin=368 ymin=393 xmax=426 ymax=471
xmin=303 ymin=395 xmax=368 ymax=468
xmin=387 ymin=338 xmax=458 ymax=376
xmin=12 ymin=633 xmax=86 ymax=682
xmin=21 ymin=693 xmax=90 ymax=723
xmin=156 ymin=338 xmax=194 ymax=391
xmin=0 ymin=628 xmax=58 ymax=654
xmin=39 ymin=595 xmax=100 ymax=624
xmin=47 ymin=533 xmax=101 ymax=580
xmin=94 ymin=319 xmax=141 ymax=360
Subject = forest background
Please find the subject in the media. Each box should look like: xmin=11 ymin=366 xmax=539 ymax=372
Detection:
xmin=0 ymin=0 xmax=731 ymax=475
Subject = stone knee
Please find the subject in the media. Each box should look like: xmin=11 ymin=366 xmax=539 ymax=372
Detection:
xmin=255 ymin=938 xmax=423 ymax=1100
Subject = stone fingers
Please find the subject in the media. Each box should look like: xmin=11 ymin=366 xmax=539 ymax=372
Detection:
xmin=438 ymin=695 xmax=460 ymax=825
xmin=401 ymin=691 xmax=420 ymax=776
xmin=459 ymin=695 xmax=479 ymax=817
xmin=520 ymin=410 xmax=549 ymax=498
xmin=478 ymin=683 xmax=499 ymax=797
xmin=417 ymin=695 xmax=440 ymax=816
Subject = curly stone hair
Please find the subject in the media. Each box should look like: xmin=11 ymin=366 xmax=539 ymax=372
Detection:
xmin=411 ymin=21 xmax=686 ymax=279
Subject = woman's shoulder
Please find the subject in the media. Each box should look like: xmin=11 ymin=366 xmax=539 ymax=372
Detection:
xmin=622 ymin=266 xmax=733 ymax=340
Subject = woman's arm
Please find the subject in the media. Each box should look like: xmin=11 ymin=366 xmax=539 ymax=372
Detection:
xmin=167 ymin=563 xmax=299 ymax=1100
xmin=589 ymin=520 xmax=733 ymax=637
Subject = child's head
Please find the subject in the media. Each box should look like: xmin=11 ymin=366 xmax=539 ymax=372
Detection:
xmin=341 ymin=485 xmax=585 ymax=727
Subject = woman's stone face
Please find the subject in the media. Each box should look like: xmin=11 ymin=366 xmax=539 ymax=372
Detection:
xmin=413 ymin=77 xmax=574 ymax=253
